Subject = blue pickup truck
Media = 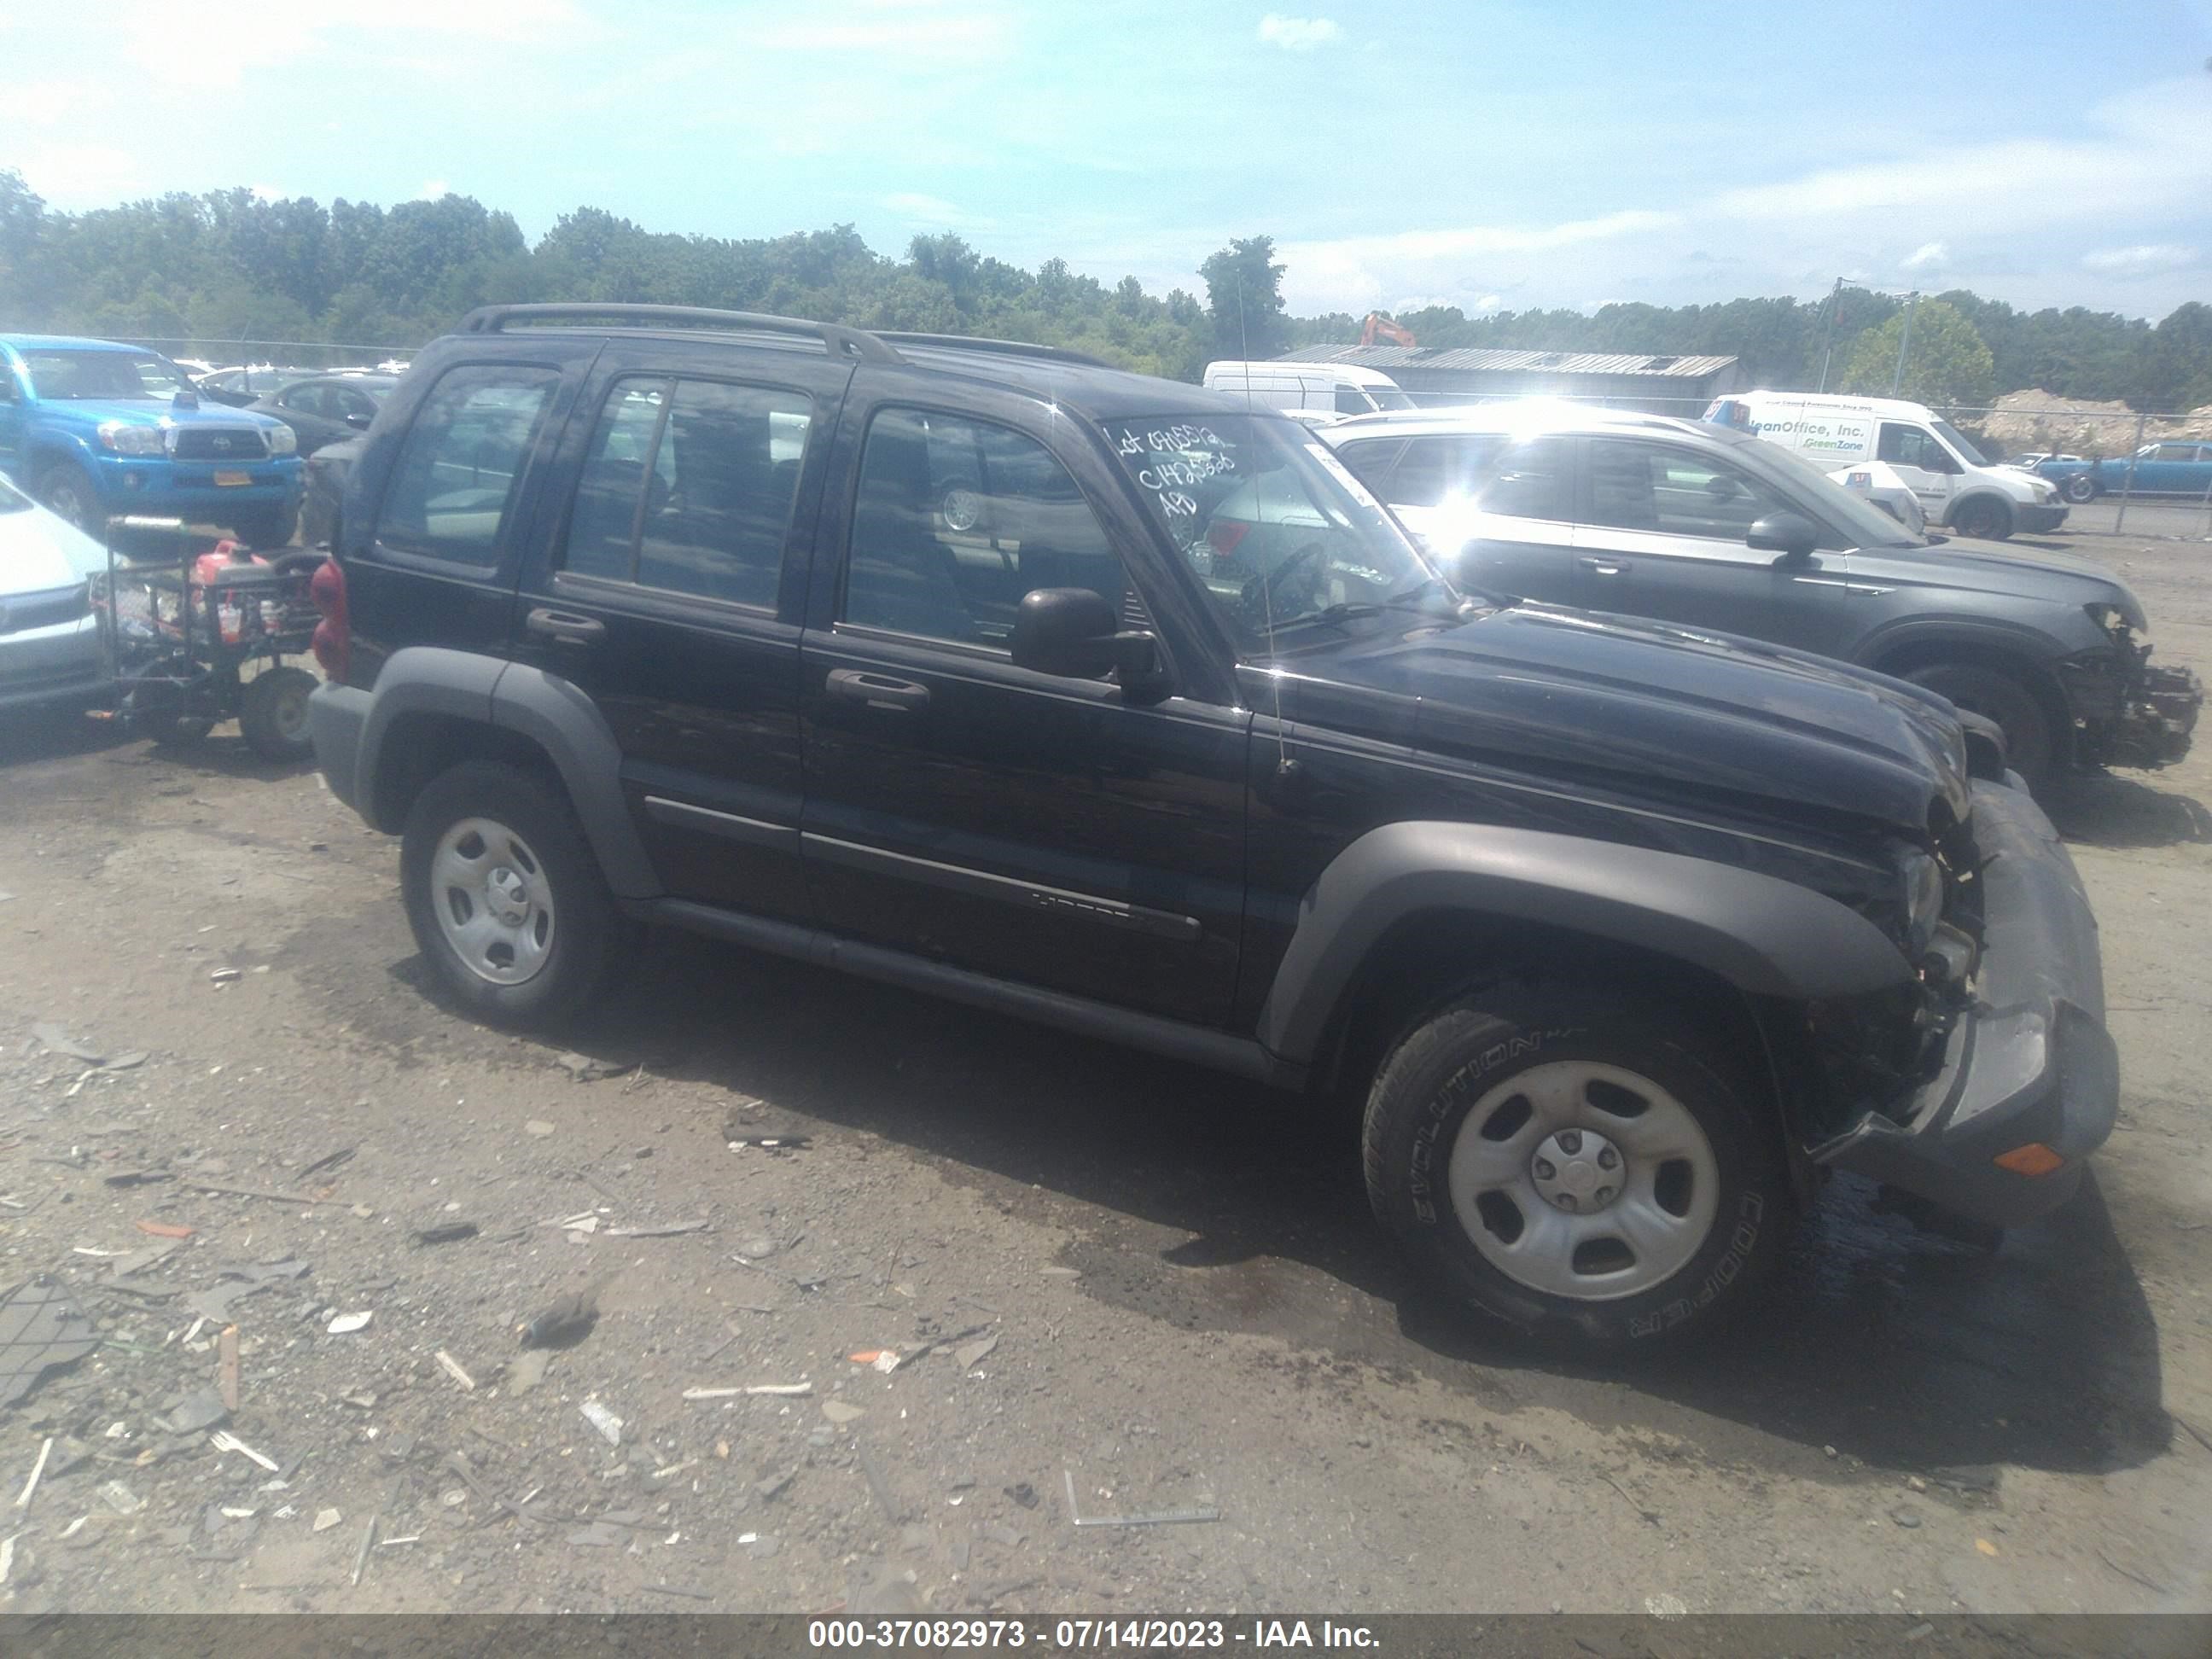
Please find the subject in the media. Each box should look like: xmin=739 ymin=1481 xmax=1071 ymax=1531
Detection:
xmin=0 ymin=335 xmax=304 ymax=547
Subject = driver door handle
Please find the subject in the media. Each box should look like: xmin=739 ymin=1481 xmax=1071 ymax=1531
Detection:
xmin=826 ymin=668 xmax=930 ymax=712
xmin=1578 ymin=556 xmax=1628 ymax=577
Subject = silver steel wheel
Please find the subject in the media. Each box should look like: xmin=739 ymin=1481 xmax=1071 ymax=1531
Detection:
xmin=429 ymin=817 xmax=556 ymax=987
xmin=1445 ymin=1059 xmax=1720 ymax=1301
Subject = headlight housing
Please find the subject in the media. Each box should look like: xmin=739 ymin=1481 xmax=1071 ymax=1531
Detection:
xmin=97 ymin=421 xmax=165 ymax=457
xmin=1897 ymin=848 xmax=1944 ymax=958
xmin=264 ymin=423 xmax=297 ymax=457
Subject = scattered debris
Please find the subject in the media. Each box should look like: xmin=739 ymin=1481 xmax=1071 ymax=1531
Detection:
xmin=1004 ymin=1482 xmax=1039 ymax=1511
xmin=325 ymin=1311 xmax=373 ymax=1336
xmin=607 ymin=1220 xmax=710 ymax=1238
xmin=555 ymin=1052 xmax=625 ymax=1082
xmin=434 ymin=1350 xmax=477 ymax=1393
xmin=2096 ymin=1545 xmax=2169 ymax=1594
xmin=0 ymin=1277 xmax=100 ymax=1406
xmin=726 ymin=1135 xmax=811 ymax=1151
xmin=1062 ymin=1470 xmax=1218 ymax=1528
xmin=850 ymin=1349 xmax=900 ymax=1373
xmin=209 ymin=969 xmax=242 ymax=984
xmin=508 ymin=1350 xmax=552 ymax=1395
xmin=412 ymin=1223 xmax=478 ymax=1246
xmin=856 ymin=1438 xmax=903 ymax=1522
xmin=1976 ymin=1538 xmax=2000 ymax=1557
xmin=160 ymin=1386 xmax=231 ymax=1435
xmin=182 ymin=1180 xmax=322 ymax=1207
xmin=218 ymin=1325 xmax=241 ymax=1412
xmin=209 ymin=1431 xmax=280 ymax=1472
xmin=954 ymin=1333 xmax=999 ymax=1370
xmin=642 ymin=1584 xmax=715 ymax=1601
xmin=1644 ymin=1594 xmax=1689 ymax=1619
xmin=313 ymin=1508 xmax=342 ymax=1533
xmin=13 ymin=1438 xmax=53 ymax=1513
xmin=297 ymin=1148 xmax=355 ymax=1179
xmin=97 ymin=1480 xmax=145 ymax=1516
xmin=821 ymin=1400 xmax=866 ymax=1424
xmin=754 ymin=1471 xmax=795 ymax=1504
xmin=102 ymin=1168 xmax=170 ymax=1189
xmin=31 ymin=1022 xmax=107 ymax=1063
xmin=541 ymin=1213 xmax=598 ymax=1234
xmin=1890 ymin=1506 xmax=1923 ymax=1529
xmin=520 ymin=1288 xmax=600 ymax=1348
xmin=1932 ymin=1464 xmax=2001 ymax=1494
xmin=1904 ymin=1624 xmax=1936 ymax=1643
xmin=580 ymin=1399 xmax=625 ymax=1447
xmin=133 ymin=1219 xmax=194 ymax=1238
xmin=524 ymin=1121 xmax=556 ymax=1138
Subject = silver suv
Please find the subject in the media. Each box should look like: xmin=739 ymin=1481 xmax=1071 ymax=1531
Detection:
xmin=1323 ymin=405 xmax=2199 ymax=792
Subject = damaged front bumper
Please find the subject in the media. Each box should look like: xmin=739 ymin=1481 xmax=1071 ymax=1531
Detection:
xmin=2067 ymin=643 xmax=2202 ymax=771
xmin=1813 ymin=780 xmax=2117 ymax=1227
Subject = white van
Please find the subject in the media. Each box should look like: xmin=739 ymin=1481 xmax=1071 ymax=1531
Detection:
xmin=1703 ymin=391 xmax=2065 ymax=541
xmin=1203 ymin=360 xmax=1415 ymax=420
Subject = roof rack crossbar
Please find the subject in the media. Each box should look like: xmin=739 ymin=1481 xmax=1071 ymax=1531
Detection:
xmin=872 ymin=332 xmax=1112 ymax=370
xmin=454 ymin=304 xmax=905 ymax=365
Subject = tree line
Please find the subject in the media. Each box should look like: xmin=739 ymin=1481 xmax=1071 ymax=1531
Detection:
xmin=3 ymin=172 xmax=2206 ymax=411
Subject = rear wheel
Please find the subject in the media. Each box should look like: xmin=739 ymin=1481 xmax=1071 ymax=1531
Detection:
xmin=400 ymin=761 xmax=620 ymax=1028
xmin=238 ymin=666 xmax=317 ymax=762
xmin=1362 ymin=986 xmax=1789 ymax=1348
xmin=1903 ymin=661 xmax=2053 ymax=792
xmin=1948 ymin=496 xmax=2012 ymax=540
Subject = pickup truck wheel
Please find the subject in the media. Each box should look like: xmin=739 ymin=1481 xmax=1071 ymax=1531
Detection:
xmin=1902 ymin=662 xmax=2052 ymax=792
xmin=2062 ymin=474 xmax=2098 ymax=504
xmin=1363 ymin=987 xmax=1787 ymax=1347
xmin=35 ymin=463 xmax=102 ymax=537
xmin=400 ymin=761 xmax=619 ymax=1029
xmin=1948 ymin=496 xmax=2011 ymax=540
xmin=234 ymin=504 xmax=300 ymax=550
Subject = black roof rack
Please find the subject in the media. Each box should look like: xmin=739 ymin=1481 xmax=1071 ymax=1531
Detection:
xmin=873 ymin=332 xmax=1113 ymax=370
xmin=454 ymin=304 xmax=905 ymax=366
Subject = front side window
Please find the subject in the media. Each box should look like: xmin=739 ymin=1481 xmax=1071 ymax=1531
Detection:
xmin=842 ymin=408 xmax=1126 ymax=647
xmin=562 ymin=376 xmax=811 ymax=606
xmin=1334 ymin=384 xmax=1373 ymax=416
xmin=1929 ymin=419 xmax=1990 ymax=467
xmin=1877 ymin=423 xmax=1954 ymax=471
xmin=20 ymin=350 xmax=193 ymax=400
xmin=1105 ymin=413 xmax=1446 ymax=651
xmin=1586 ymin=441 xmax=1794 ymax=540
xmin=375 ymin=364 xmax=559 ymax=565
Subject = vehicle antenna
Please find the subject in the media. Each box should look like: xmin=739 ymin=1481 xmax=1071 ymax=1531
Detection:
xmin=1238 ymin=274 xmax=1291 ymax=777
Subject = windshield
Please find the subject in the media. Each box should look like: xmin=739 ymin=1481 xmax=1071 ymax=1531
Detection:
xmin=1930 ymin=418 xmax=1991 ymax=468
xmin=21 ymin=349 xmax=194 ymax=400
xmin=1105 ymin=413 xmax=1450 ymax=650
xmin=1738 ymin=436 xmax=1928 ymax=548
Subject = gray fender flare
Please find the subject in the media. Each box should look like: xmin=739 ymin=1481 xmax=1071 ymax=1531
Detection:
xmin=352 ymin=648 xmax=660 ymax=901
xmin=1254 ymin=821 xmax=1913 ymax=1063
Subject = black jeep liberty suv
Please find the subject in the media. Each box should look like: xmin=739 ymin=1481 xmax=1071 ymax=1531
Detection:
xmin=306 ymin=305 xmax=2118 ymax=1345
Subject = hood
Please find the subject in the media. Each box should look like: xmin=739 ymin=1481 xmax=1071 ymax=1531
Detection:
xmin=37 ymin=397 xmax=284 ymax=434
xmin=1279 ymin=603 xmax=1972 ymax=835
xmin=1854 ymin=537 xmax=2145 ymax=626
xmin=0 ymin=498 xmax=105 ymax=591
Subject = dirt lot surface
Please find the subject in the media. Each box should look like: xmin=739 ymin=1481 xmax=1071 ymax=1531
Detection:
xmin=0 ymin=529 xmax=2208 ymax=1619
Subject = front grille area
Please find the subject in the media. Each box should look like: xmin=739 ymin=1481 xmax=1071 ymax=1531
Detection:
xmin=171 ymin=427 xmax=270 ymax=462
xmin=0 ymin=584 xmax=90 ymax=635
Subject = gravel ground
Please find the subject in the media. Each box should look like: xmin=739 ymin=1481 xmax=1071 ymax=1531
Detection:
xmin=0 ymin=527 xmax=2207 ymax=1617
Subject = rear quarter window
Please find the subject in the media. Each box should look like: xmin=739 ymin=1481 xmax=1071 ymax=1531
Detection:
xmin=373 ymin=364 xmax=560 ymax=566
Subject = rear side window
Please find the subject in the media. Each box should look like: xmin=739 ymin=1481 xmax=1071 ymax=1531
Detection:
xmin=561 ymin=376 xmax=812 ymax=608
xmin=375 ymin=365 xmax=559 ymax=565
xmin=1476 ymin=437 xmax=1570 ymax=520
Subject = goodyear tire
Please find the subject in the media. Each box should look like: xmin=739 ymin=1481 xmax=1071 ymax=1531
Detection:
xmin=400 ymin=761 xmax=620 ymax=1029
xmin=1363 ymin=987 xmax=1788 ymax=1347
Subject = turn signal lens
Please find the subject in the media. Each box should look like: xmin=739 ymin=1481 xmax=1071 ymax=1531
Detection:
xmin=1993 ymin=1143 xmax=2064 ymax=1177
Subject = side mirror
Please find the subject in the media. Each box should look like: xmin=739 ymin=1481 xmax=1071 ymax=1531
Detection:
xmin=345 ymin=411 xmax=372 ymax=429
xmin=1010 ymin=587 xmax=1169 ymax=700
xmin=1747 ymin=511 xmax=1819 ymax=560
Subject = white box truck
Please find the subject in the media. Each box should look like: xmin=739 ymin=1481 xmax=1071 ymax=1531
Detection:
xmin=1203 ymin=360 xmax=1415 ymax=421
xmin=1703 ymin=391 xmax=2066 ymax=541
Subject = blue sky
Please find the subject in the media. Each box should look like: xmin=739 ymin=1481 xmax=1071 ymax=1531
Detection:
xmin=5 ymin=1 xmax=2210 ymax=320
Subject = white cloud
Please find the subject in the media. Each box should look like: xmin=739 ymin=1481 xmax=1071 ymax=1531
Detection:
xmin=15 ymin=144 xmax=147 ymax=204
xmin=1902 ymin=240 xmax=1948 ymax=271
xmin=419 ymin=179 xmax=451 ymax=200
xmin=1258 ymin=15 xmax=1342 ymax=51
xmin=2081 ymin=242 xmax=2199 ymax=276
xmin=881 ymin=192 xmax=990 ymax=227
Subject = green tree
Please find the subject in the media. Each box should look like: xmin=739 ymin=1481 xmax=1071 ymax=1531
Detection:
xmin=2126 ymin=301 xmax=2212 ymax=412
xmin=1838 ymin=298 xmax=1994 ymax=405
xmin=1199 ymin=236 xmax=1288 ymax=360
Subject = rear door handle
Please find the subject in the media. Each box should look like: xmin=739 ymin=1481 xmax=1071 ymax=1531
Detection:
xmin=525 ymin=607 xmax=605 ymax=644
xmin=1577 ymin=556 xmax=1628 ymax=577
xmin=826 ymin=667 xmax=930 ymax=712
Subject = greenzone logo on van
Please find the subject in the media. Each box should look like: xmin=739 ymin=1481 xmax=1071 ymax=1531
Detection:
xmin=1750 ymin=417 xmax=1868 ymax=454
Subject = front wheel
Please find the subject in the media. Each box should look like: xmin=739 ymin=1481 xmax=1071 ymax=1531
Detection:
xmin=1903 ymin=661 xmax=2053 ymax=793
xmin=1947 ymin=496 xmax=2012 ymax=540
xmin=399 ymin=761 xmax=620 ymax=1028
xmin=238 ymin=666 xmax=317 ymax=763
xmin=1363 ymin=987 xmax=1789 ymax=1347
xmin=2062 ymin=474 xmax=2098 ymax=504
xmin=233 ymin=503 xmax=300 ymax=550
xmin=35 ymin=463 xmax=103 ymax=538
